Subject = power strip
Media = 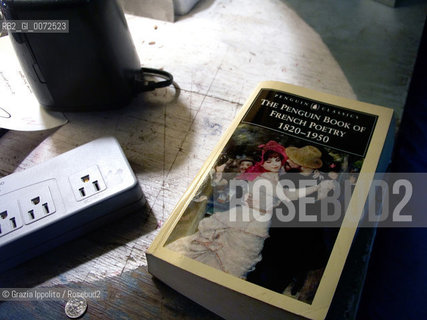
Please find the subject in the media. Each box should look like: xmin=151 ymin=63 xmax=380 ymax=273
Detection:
xmin=0 ymin=136 xmax=145 ymax=272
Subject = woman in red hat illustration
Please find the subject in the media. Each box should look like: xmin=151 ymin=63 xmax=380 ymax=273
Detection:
xmin=246 ymin=145 xmax=338 ymax=302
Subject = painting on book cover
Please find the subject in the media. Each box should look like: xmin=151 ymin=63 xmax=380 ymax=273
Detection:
xmin=164 ymin=88 xmax=377 ymax=304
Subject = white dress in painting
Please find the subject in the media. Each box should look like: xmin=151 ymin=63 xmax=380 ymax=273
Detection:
xmin=166 ymin=173 xmax=289 ymax=279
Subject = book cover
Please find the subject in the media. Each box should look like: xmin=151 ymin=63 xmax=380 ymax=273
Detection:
xmin=146 ymin=81 xmax=394 ymax=319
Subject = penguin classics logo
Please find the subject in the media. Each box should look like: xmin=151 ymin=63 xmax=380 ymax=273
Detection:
xmin=310 ymin=103 xmax=320 ymax=111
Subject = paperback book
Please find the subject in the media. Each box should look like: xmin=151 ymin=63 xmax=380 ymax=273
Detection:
xmin=146 ymin=81 xmax=394 ymax=319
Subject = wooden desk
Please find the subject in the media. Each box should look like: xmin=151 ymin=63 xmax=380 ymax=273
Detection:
xmin=0 ymin=0 xmax=424 ymax=319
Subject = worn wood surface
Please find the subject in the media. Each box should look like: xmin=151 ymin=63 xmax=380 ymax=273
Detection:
xmin=0 ymin=0 xmax=424 ymax=319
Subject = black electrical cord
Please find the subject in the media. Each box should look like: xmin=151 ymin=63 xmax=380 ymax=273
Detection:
xmin=134 ymin=67 xmax=174 ymax=93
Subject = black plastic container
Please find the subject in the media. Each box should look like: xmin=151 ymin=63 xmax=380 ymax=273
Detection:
xmin=1 ymin=0 xmax=142 ymax=111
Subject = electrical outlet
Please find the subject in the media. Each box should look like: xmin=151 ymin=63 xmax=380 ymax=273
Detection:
xmin=18 ymin=183 xmax=56 ymax=224
xmin=0 ymin=136 xmax=145 ymax=272
xmin=0 ymin=198 xmax=23 ymax=237
xmin=69 ymin=165 xmax=107 ymax=201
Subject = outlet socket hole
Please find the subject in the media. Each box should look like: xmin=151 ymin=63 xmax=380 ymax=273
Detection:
xmin=93 ymin=180 xmax=100 ymax=191
xmin=28 ymin=210 xmax=35 ymax=220
xmin=79 ymin=187 xmax=86 ymax=197
xmin=81 ymin=175 xmax=90 ymax=183
xmin=31 ymin=197 xmax=40 ymax=205
xmin=0 ymin=211 xmax=7 ymax=219
xmin=10 ymin=217 xmax=17 ymax=228
xmin=42 ymin=203 xmax=50 ymax=214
